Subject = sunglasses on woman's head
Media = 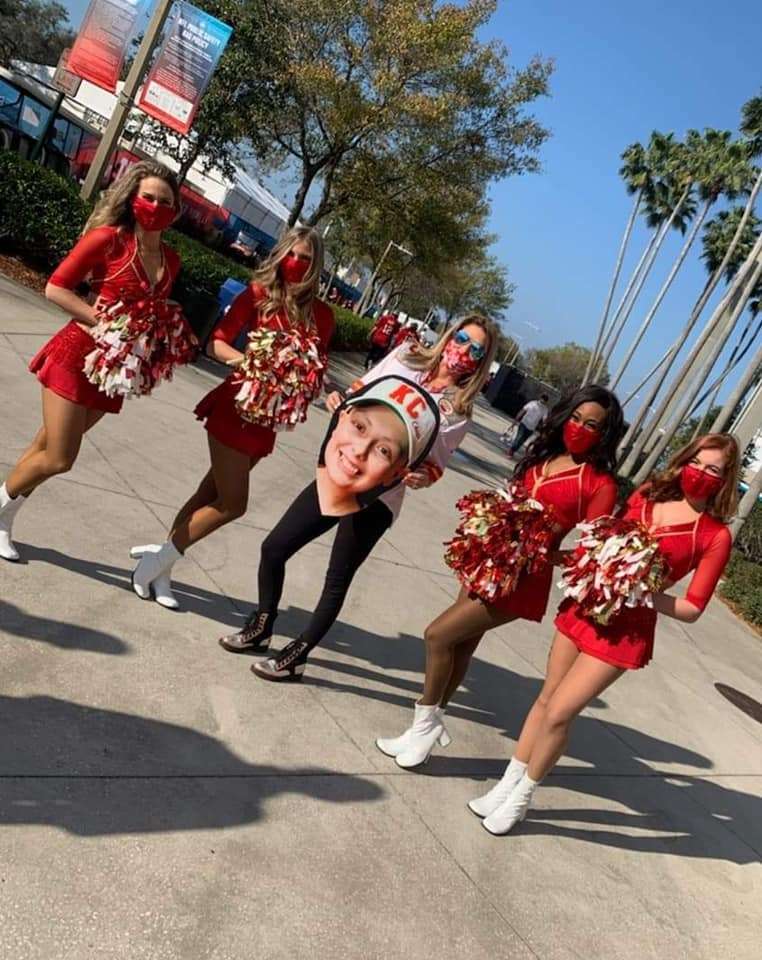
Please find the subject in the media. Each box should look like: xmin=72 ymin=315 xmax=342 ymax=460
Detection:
xmin=452 ymin=329 xmax=486 ymax=360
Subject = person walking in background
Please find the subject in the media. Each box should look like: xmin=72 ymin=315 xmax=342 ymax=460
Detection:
xmin=471 ymin=432 xmax=737 ymax=836
xmin=503 ymin=393 xmax=549 ymax=458
xmin=364 ymin=311 xmax=401 ymax=369
xmin=129 ymin=226 xmax=334 ymax=609
xmin=0 ymin=161 xmax=187 ymax=563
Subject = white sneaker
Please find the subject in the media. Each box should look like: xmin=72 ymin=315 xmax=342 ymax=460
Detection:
xmin=468 ymin=758 xmax=527 ymax=819
xmin=130 ymin=545 xmax=179 ymax=609
xmin=482 ymin=773 xmax=538 ymax=836
xmin=0 ymin=482 xmax=25 ymax=562
xmin=376 ymin=704 xmax=451 ymax=759
xmin=131 ymin=540 xmax=181 ymax=601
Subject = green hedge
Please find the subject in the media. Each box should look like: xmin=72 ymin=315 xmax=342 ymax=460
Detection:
xmin=0 ymin=151 xmax=89 ymax=263
xmin=330 ymin=304 xmax=373 ymax=351
xmin=164 ymin=229 xmax=251 ymax=294
xmin=720 ymin=552 xmax=762 ymax=629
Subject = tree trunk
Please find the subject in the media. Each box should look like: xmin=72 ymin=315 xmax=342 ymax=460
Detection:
xmin=610 ymin=198 xmax=712 ymax=389
xmin=582 ymin=190 xmax=642 ymax=384
xmin=731 ymin=464 xmax=762 ymax=540
xmin=631 ymin=252 xmax=762 ymax=485
xmin=709 ymin=333 xmax=762 ymax=435
xmin=595 ymin=182 xmax=693 ymax=380
xmin=288 ymin=164 xmax=319 ymax=226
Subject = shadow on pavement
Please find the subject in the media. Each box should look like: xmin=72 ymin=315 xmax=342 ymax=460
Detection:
xmin=1 ymin=599 xmax=130 ymax=655
xmin=267 ymin=614 xmax=762 ymax=865
xmin=0 ymin=694 xmax=384 ymax=836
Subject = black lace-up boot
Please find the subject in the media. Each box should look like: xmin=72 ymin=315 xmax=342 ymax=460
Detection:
xmin=218 ymin=610 xmax=274 ymax=654
xmin=250 ymin=637 xmax=310 ymax=682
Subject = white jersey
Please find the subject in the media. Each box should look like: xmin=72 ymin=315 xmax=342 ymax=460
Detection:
xmin=519 ymin=399 xmax=548 ymax=431
xmin=357 ymin=346 xmax=470 ymax=522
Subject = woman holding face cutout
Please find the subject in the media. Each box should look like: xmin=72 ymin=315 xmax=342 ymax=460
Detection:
xmin=219 ymin=316 xmax=498 ymax=681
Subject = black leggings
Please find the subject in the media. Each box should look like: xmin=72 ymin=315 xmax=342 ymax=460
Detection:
xmin=258 ymin=481 xmax=394 ymax=650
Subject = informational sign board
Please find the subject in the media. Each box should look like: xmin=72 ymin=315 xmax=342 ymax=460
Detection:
xmin=68 ymin=0 xmax=145 ymax=92
xmin=52 ymin=49 xmax=82 ymax=97
xmin=137 ymin=1 xmax=232 ymax=136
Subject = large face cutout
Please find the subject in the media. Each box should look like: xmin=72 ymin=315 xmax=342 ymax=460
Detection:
xmin=317 ymin=403 xmax=409 ymax=517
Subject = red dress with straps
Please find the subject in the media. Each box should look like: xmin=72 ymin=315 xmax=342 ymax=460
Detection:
xmin=194 ymin=282 xmax=335 ymax=457
xmin=29 ymin=226 xmax=181 ymax=414
xmin=555 ymin=491 xmax=732 ymax=669
xmin=492 ymin=461 xmax=618 ymax=621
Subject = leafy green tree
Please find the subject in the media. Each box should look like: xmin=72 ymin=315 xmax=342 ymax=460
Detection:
xmin=0 ymin=0 xmax=73 ymax=66
xmin=526 ymin=343 xmax=609 ymax=394
xmin=242 ymin=0 xmax=552 ymax=226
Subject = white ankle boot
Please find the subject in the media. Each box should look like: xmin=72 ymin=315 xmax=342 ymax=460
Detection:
xmin=468 ymin=757 xmax=528 ymax=818
xmin=482 ymin=773 xmax=538 ymax=836
xmin=131 ymin=540 xmax=181 ymax=604
xmin=130 ymin=544 xmax=179 ymax=609
xmin=0 ymin=482 xmax=25 ymax=562
xmin=379 ymin=702 xmax=451 ymax=769
xmin=376 ymin=703 xmax=451 ymax=760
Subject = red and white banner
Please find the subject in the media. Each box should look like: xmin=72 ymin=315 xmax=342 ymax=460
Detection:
xmin=68 ymin=0 xmax=144 ymax=93
xmin=137 ymin=2 xmax=232 ymax=136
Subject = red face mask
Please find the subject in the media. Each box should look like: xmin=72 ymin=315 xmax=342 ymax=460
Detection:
xmin=443 ymin=340 xmax=479 ymax=377
xmin=131 ymin=196 xmax=176 ymax=231
xmin=280 ymin=254 xmax=311 ymax=285
xmin=679 ymin=464 xmax=724 ymax=501
xmin=563 ymin=419 xmax=600 ymax=456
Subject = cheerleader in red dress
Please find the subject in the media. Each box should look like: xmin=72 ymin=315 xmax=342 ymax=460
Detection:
xmin=130 ymin=226 xmax=334 ymax=609
xmin=0 ymin=161 xmax=182 ymax=563
xmin=472 ymin=432 xmax=738 ymax=836
xmin=376 ymin=385 xmax=625 ymax=768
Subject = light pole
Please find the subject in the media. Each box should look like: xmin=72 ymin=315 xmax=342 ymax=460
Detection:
xmin=355 ymin=241 xmax=413 ymax=315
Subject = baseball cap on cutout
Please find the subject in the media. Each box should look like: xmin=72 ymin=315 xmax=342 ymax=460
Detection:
xmin=342 ymin=376 xmax=440 ymax=469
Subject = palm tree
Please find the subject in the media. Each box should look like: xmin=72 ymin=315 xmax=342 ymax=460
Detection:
xmin=630 ymin=237 xmax=762 ymax=484
xmin=619 ymin=95 xmax=762 ymax=470
xmin=609 ymin=130 xmax=753 ymax=389
xmin=582 ymin=142 xmax=650 ymax=384
xmin=592 ymin=133 xmax=697 ymax=381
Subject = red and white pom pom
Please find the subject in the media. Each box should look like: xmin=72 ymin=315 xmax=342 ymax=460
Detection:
xmin=232 ymin=326 xmax=326 ymax=431
xmin=559 ymin=516 xmax=669 ymax=625
xmin=83 ymin=298 xmax=197 ymax=398
xmin=444 ymin=483 xmax=557 ymax=603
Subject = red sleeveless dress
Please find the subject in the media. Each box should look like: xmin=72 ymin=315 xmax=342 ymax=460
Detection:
xmin=492 ymin=460 xmax=618 ymax=621
xmin=555 ymin=491 xmax=732 ymax=669
xmin=30 ymin=226 xmax=181 ymax=414
xmin=194 ymin=282 xmax=335 ymax=457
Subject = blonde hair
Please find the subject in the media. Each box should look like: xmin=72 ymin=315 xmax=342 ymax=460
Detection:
xmin=642 ymin=432 xmax=740 ymax=522
xmin=84 ymin=160 xmax=180 ymax=233
xmin=251 ymin=226 xmax=325 ymax=330
xmin=401 ymin=314 xmax=499 ymax=417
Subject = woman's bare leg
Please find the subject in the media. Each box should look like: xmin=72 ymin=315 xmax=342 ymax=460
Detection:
xmin=526 ymin=652 xmax=624 ymax=781
xmin=168 ymin=468 xmax=217 ymax=539
xmin=5 ymin=390 xmax=105 ymax=497
xmin=421 ymin=590 xmax=515 ymax=705
xmin=170 ymin=435 xmax=258 ymax=552
xmin=513 ymin=631 xmax=581 ymax=763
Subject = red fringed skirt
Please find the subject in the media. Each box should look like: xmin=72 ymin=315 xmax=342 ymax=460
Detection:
xmin=194 ymin=377 xmax=276 ymax=459
xmin=29 ymin=321 xmax=123 ymax=414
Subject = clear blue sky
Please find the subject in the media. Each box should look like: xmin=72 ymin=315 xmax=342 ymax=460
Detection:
xmin=60 ymin=0 xmax=761 ymax=404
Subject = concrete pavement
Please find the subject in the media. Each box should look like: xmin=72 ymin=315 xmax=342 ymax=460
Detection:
xmin=1 ymin=274 xmax=761 ymax=960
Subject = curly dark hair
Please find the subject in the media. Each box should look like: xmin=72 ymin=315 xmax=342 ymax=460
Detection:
xmin=514 ymin=385 xmax=625 ymax=481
